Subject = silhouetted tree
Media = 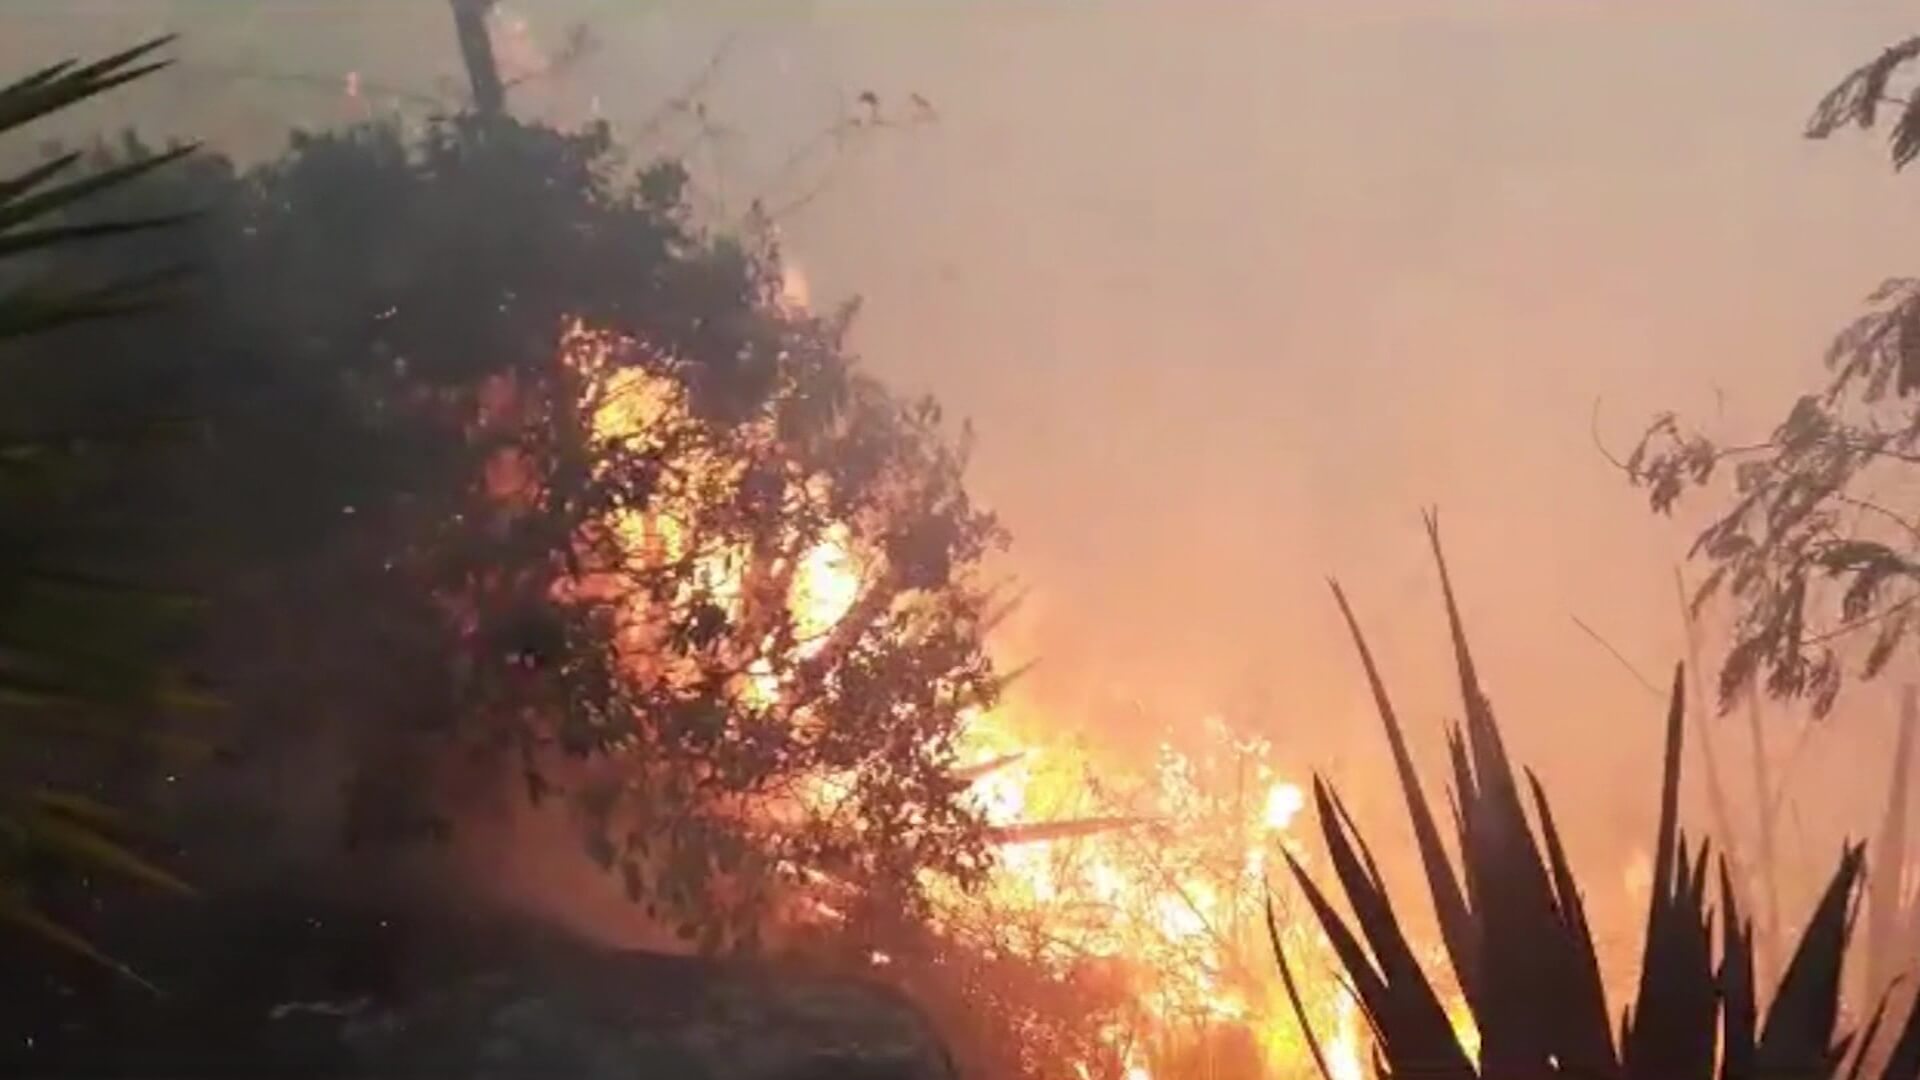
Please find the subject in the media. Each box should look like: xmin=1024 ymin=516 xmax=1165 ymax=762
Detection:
xmin=1629 ymin=33 xmax=1920 ymax=717
xmin=17 ymin=107 xmax=1007 ymax=947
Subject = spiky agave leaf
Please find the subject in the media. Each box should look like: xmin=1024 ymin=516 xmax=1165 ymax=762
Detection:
xmin=1722 ymin=860 xmax=1758 ymax=1080
xmin=1756 ymin=844 xmax=1865 ymax=1080
xmin=1283 ymin=521 xmax=1643 ymax=1080
xmin=1283 ymin=521 xmax=1920 ymax=1080
xmin=1622 ymin=668 xmax=1719 ymax=1080
xmin=1329 ymin=578 xmax=1481 ymax=1014
xmin=1642 ymin=829 xmax=1720 ymax=1080
xmin=1423 ymin=512 xmax=1619 ymax=1080
xmin=1279 ymin=795 xmax=1477 ymax=1080
xmin=1526 ymin=768 xmax=1617 ymax=1079
xmin=1876 ymin=967 xmax=1920 ymax=1080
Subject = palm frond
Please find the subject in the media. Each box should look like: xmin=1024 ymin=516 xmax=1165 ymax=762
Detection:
xmin=1329 ymin=578 xmax=1481 ymax=1013
xmin=0 ymin=35 xmax=199 ymax=986
xmin=0 ymin=37 xmax=195 ymax=344
xmin=0 ymin=37 xmax=175 ymax=135
xmin=0 ymin=889 xmax=158 ymax=994
xmin=1276 ymin=522 xmax=1920 ymax=1080
xmin=1721 ymin=860 xmax=1757 ymax=1080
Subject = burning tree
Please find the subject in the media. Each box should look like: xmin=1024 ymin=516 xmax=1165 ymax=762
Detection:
xmin=830 ymin=691 xmax=1482 ymax=1080
xmin=9 ymin=106 xmax=1010 ymax=950
xmin=9 ymin=40 xmax=1377 ymax=1078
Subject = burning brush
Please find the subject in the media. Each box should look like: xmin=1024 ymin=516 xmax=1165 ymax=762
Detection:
xmin=1274 ymin=512 xmax=1920 ymax=1080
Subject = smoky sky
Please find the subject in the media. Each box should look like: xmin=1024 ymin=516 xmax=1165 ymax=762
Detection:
xmin=13 ymin=0 xmax=1920 ymax=905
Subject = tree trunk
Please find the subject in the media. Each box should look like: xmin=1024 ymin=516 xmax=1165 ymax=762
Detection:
xmin=449 ymin=0 xmax=505 ymax=117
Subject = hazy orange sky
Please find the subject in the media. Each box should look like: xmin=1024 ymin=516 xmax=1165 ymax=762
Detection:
xmin=15 ymin=0 xmax=1920 ymax=899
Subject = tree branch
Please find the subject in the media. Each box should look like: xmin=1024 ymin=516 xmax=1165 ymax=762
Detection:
xmin=448 ymin=0 xmax=505 ymax=117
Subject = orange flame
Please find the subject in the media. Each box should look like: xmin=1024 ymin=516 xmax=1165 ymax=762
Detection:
xmin=567 ymin=312 xmax=1480 ymax=1079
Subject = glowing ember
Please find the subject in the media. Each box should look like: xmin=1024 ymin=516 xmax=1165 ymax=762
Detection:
xmin=1263 ymin=781 xmax=1306 ymax=832
xmin=792 ymin=524 xmax=860 ymax=647
xmin=780 ymin=261 xmax=813 ymax=311
xmin=1623 ymin=847 xmax=1653 ymax=909
xmin=1326 ymin=995 xmax=1364 ymax=1080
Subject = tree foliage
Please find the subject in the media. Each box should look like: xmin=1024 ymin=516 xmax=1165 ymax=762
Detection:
xmin=1628 ymin=33 xmax=1920 ymax=716
xmin=14 ymin=106 xmax=1007 ymax=945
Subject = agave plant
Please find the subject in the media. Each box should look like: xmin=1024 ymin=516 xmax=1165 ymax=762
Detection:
xmin=1273 ymin=512 xmax=1920 ymax=1080
xmin=0 ymin=37 xmax=201 ymax=980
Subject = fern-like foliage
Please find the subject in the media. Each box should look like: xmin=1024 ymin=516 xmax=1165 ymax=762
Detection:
xmin=1805 ymin=36 xmax=1920 ymax=167
xmin=1627 ymin=31 xmax=1920 ymax=717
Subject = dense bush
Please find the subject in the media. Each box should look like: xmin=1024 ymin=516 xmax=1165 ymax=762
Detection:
xmin=8 ymin=98 xmax=1007 ymax=945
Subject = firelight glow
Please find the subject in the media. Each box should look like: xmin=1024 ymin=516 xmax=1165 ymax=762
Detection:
xmin=568 ymin=313 xmax=1477 ymax=1079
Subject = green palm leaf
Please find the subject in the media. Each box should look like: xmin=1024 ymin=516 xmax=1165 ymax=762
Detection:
xmin=0 ymin=35 xmax=201 ymax=985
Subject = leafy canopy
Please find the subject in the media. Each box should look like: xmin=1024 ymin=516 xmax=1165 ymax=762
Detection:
xmin=1629 ymin=35 xmax=1920 ymax=716
xmin=13 ymin=105 xmax=1008 ymax=945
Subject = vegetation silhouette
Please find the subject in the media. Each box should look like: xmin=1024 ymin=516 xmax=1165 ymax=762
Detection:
xmin=9 ymin=91 xmax=1017 ymax=949
xmin=1277 ymin=514 xmax=1920 ymax=1080
xmin=0 ymin=30 xmax=1008 ymax=1080
xmin=1630 ymin=30 xmax=1920 ymax=719
xmin=1622 ymin=25 xmax=1920 ymax=1047
xmin=26 ymin=18 xmax=1920 ymax=1080
xmin=0 ymin=37 xmax=204 ymax=984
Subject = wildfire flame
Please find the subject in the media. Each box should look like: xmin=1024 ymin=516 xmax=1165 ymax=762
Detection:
xmin=565 ymin=304 xmax=1478 ymax=1078
xmin=925 ymin=707 xmax=1369 ymax=1078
